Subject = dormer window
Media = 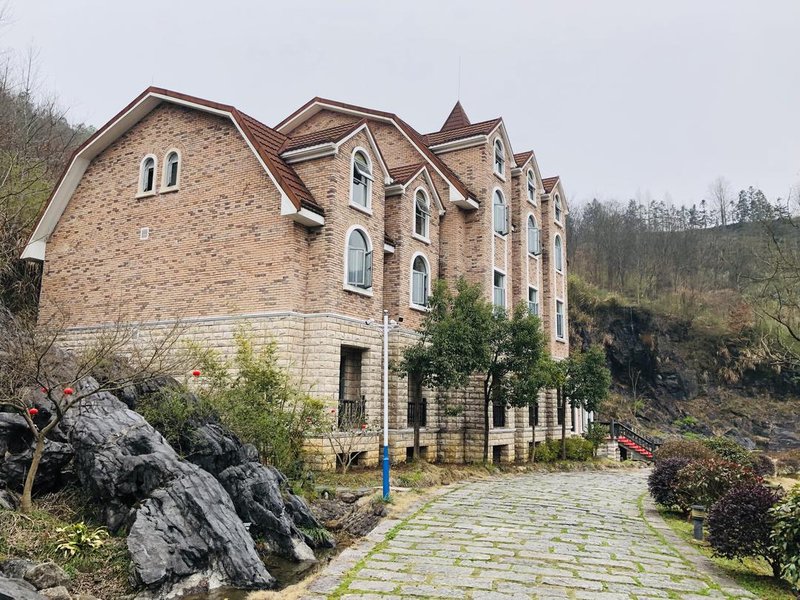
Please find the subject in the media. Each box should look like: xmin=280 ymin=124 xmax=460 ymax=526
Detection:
xmin=527 ymin=170 xmax=536 ymax=202
xmin=414 ymin=189 xmax=430 ymax=239
xmin=527 ymin=215 xmax=541 ymax=256
xmin=139 ymin=156 xmax=156 ymax=194
xmin=164 ymin=150 xmax=180 ymax=190
xmin=493 ymin=189 xmax=508 ymax=235
xmin=554 ymin=194 xmax=563 ymax=223
xmin=351 ymin=150 xmax=373 ymax=210
xmin=493 ymin=139 xmax=505 ymax=175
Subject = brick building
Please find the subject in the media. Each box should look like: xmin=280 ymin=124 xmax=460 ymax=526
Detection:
xmin=23 ymin=87 xmax=582 ymax=466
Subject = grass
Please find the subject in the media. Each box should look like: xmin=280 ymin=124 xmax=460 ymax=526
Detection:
xmin=0 ymin=488 xmax=132 ymax=599
xmin=657 ymin=508 xmax=796 ymax=600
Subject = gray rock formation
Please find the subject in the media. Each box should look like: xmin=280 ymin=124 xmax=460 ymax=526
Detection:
xmin=0 ymin=576 xmax=44 ymax=600
xmin=0 ymin=441 xmax=73 ymax=494
xmin=23 ymin=562 xmax=70 ymax=590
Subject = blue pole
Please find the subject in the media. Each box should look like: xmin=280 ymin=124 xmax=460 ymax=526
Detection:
xmin=382 ymin=310 xmax=390 ymax=501
xmin=382 ymin=444 xmax=390 ymax=500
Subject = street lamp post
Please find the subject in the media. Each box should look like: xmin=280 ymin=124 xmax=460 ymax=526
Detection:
xmin=382 ymin=310 xmax=390 ymax=500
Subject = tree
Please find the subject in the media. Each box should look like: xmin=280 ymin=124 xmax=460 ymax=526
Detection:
xmin=551 ymin=346 xmax=612 ymax=460
xmin=708 ymin=177 xmax=732 ymax=227
xmin=0 ymin=308 xmax=188 ymax=513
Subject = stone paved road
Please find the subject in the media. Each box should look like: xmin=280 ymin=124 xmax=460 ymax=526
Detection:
xmin=307 ymin=470 xmax=754 ymax=600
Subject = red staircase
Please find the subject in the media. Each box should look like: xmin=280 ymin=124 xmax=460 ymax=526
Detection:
xmin=600 ymin=420 xmax=659 ymax=461
xmin=617 ymin=435 xmax=653 ymax=460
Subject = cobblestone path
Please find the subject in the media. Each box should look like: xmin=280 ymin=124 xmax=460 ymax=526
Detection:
xmin=306 ymin=469 xmax=755 ymax=600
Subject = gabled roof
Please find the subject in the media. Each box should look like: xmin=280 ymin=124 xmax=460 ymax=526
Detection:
xmin=389 ymin=163 xmax=427 ymax=185
xmin=513 ymin=151 xmax=534 ymax=169
xmin=542 ymin=176 xmax=560 ymax=194
xmin=423 ymin=118 xmax=502 ymax=147
xmin=385 ymin=163 xmax=444 ymax=214
xmin=440 ymin=101 xmax=471 ymax=131
xmin=23 ymin=87 xmax=323 ymax=260
xmin=275 ymin=97 xmax=478 ymax=208
xmin=280 ymin=119 xmax=366 ymax=153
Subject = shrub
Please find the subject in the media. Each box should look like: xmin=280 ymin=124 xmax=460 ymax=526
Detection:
xmin=648 ymin=457 xmax=691 ymax=508
xmin=771 ymin=485 xmax=800 ymax=592
xmin=534 ymin=439 xmax=559 ymax=463
xmin=583 ymin=422 xmax=609 ymax=455
xmin=776 ymin=450 xmax=800 ymax=477
xmin=564 ymin=437 xmax=595 ymax=461
xmin=674 ymin=458 xmax=761 ymax=512
xmin=653 ymin=438 xmax=716 ymax=464
xmin=750 ymin=452 xmax=776 ymax=478
xmin=137 ymin=388 xmax=216 ymax=455
xmin=702 ymin=436 xmax=753 ymax=467
xmin=707 ymin=483 xmax=783 ymax=577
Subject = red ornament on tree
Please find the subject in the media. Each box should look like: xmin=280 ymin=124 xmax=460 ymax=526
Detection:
xmin=63 ymin=387 xmax=74 ymax=396
xmin=192 ymin=370 xmax=201 ymax=377
xmin=28 ymin=408 xmax=39 ymax=416
xmin=40 ymin=387 xmax=47 ymax=393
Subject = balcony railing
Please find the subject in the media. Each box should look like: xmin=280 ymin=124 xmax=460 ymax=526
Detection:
xmin=337 ymin=396 xmax=366 ymax=430
xmin=407 ymin=398 xmax=427 ymax=428
xmin=492 ymin=401 xmax=506 ymax=428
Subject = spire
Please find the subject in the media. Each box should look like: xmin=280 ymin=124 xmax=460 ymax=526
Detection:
xmin=440 ymin=101 xmax=471 ymax=132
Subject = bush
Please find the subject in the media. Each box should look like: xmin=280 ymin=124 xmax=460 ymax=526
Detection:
xmin=674 ymin=458 xmax=761 ymax=512
xmin=534 ymin=440 xmax=559 ymax=463
xmin=771 ymin=485 xmax=800 ymax=592
xmin=707 ymin=483 xmax=783 ymax=577
xmin=648 ymin=457 xmax=692 ymax=508
xmin=55 ymin=522 xmax=109 ymax=559
xmin=564 ymin=437 xmax=595 ymax=461
xmin=702 ymin=436 xmax=753 ymax=467
xmin=776 ymin=450 xmax=800 ymax=477
xmin=137 ymin=388 xmax=216 ymax=456
xmin=653 ymin=438 xmax=716 ymax=464
xmin=750 ymin=452 xmax=776 ymax=478
xmin=583 ymin=422 xmax=609 ymax=455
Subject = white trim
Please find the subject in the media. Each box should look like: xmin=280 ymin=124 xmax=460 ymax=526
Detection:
xmin=139 ymin=227 xmax=150 ymax=241
xmin=349 ymin=146 xmax=374 ymax=213
xmin=281 ymin=143 xmax=337 ymax=163
xmin=526 ymin=169 xmax=537 ymax=205
xmin=555 ymin=298 xmax=566 ymax=341
xmin=344 ymin=224 xmax=374 ymax=292
xmin=492 ymin=187 xmax=508 ymax=237
xmin=160 ymin=148 xmax=181 ymax=193
xmin=409 ymin=251 xmax=431 ymax=310
xmin=493 ymin=137 xmax=505 ymax=177
xmin=428 ymin=135 xmax=486 ymax=153
xmin=339 ymin=124 xmax=392 ymax=185
xmin=554 ymin=193 xmax=564 ymax=225
xmin=492 ymin=268 xmax=507 ymax=310
xmin=383 ymin=243 xmax=395 ymax=254
xmin=412 ymin=186 xmax=431 ymax=241
xmin=137 ymin=154 xmax=158 ymax=198
xmin=554 ymin=233 xmax=564 ymax=273
xmin=526 ymin=213 xmax=541 ymax=258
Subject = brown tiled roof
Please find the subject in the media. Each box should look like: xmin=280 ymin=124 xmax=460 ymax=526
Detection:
xmin=389 ymin=163 xmax=426 ymax=185
xmin=276 ymin=97 xmax=476 ymax=204
xmin=280 ymin=119 xmax=366 ymax=153
xmin=440 ymin=101 xmax=471 ymax=131
xmin=423 ymin=118 xmax=502 ymax=147
xmin=513 ymin=151 xmax=533 ymax=169
xmin=542 ymin=176 xmax=560 ymax=194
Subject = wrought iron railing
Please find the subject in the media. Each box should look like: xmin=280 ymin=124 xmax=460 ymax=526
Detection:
xmin=407 ymin=398 xmax=427 ymax=428
xmin=601 ymin=420 xmax=661 ymax=456
xmin=337 ymin=396 xmax=366 ymax=430
xmin=492 ymin=402 xmax=506 ymax=428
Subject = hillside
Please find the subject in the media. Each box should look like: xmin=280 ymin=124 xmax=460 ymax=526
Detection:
xmin=569 ymin=276 xmax=800 ymax=450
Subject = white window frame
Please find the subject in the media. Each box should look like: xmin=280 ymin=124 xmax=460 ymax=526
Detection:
xmin=161 ymin=149 xmax=181 ymax=192
xmin=412 ymin=187 xmax=431 ymax=243
xmin=410 ymin=252 xmax=430 ymax=310
xmin=554 ymin=234 xmax=564 ymax=273
xmin=492 ymin=188 xmax=508 ymax=236
xmin=528 ymin=287 xmax=539 ymax=316
xmin=493 ymin=138 xmax=505 ymax=178
xmin=344 ymin=225 xmax=374 ymax=296
xmin=554 ymin=193 xmax=563 ymax=224
xmin=137 ymin=154 xmax=158 ymax=197
xmin=527 ymin=169 xmax=536 ymax=204
xmin=349 ymin=147 xmax=373 ymax=215
xmin=527 ymin=214 xmax=541 ymax=257
xmin=493 ymin=269 xmax=507 ymax=310
xmin=555 ymin=299 xmax=565 ymax=340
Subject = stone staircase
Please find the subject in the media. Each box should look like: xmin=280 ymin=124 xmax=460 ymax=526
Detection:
xmin=599 ymin=420 xmax=660 ymax=462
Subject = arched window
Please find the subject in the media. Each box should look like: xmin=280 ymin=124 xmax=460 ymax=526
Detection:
xmin=351 ymin=150 xmax=373 ymax=209
xmin=411 ymin=255 xmax=429 ymax=307
xmin=140 ymin=156 xmax=156 ymax=194
xmin=527 ymin=215 xmax=541 ymax=255
xmin=554 ymin=194 xmax=563 ymax=223
xmin=414 ymin=189 xmax=430 ymax=239
xmin=554 ymin=234 xmax=563 ymax=272
xmin=493 ymin=189 xmax=508 ymax=235
xmin=493 ymin=139 xmax=505 ymax=175
xmin=346 ymin=229 xmax=373 ymax=289
xmin=527 ymin=170 xmax=536 ymax=202
xmin=164 ymin=151 xmax=180 ymax=189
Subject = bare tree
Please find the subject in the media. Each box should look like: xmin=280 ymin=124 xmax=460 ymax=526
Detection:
xmin=0 ymin=307 xmax=189 ymax=513
xmin=708 ymin=177 xmax=732 ymax=227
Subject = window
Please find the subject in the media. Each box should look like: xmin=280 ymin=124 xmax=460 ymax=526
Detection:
xmin=492 ymin=399 xmax=506 ymax=428
xmin=554 ymin=235 xmax=563 ymax=272
xmin=351 ymin=150 xmax=373 ymax=209
xmin=527 ymin=215 xmax=540 ymax=255
xmin=164 ymin=151 xmax=180 ymax=189
xmin=493 ymin=189 xmax=508 ymax=235
xmin=528 ymin=287 xmax=539 ymax=316
xmin=554 ymin=194 xmax=563 ymax=223
xmin=414 ymin=189 xmax=430 ymax=239
xmin=527 ymin=170 xmax=536 ymax=202
xmin=493 ymin=139 xmax=505 ymax=175
xmin=346 ymin=229 xmax=372 ymax=289
xmin=556 ymin=300 xmax=565 ymax=339
xmin=493 ymin=270 xmax=506 ymax=309
xmin=411 ymin=255 xmax=429 ymax=307
xmin=140 ymin=156 xmax=156 ymax=194
xmin=529 ymin=403 xmax=539 ymax=427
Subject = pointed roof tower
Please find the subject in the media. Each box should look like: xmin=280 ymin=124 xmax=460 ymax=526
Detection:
xmin=440 ymin=101 xmax=471 ymax=131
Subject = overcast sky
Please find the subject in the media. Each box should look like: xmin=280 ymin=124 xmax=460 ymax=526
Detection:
xmin=3 ymin=0 xmax=799 ymax=208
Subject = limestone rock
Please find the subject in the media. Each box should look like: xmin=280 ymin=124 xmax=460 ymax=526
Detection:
xmin=0 ymin=489 xmax=19 ymax=511
xmin=23 ymin=562 xmax=70 ymax=590
xmin=40 ymin=586 xmax=72 ymax=600
xmin=0 ymin=576 xmax=44 ymax=600
xmin=0 ymin=441 xmax=74 ymax=494
xmin=0 ymin=558 xmax=35 ymax=579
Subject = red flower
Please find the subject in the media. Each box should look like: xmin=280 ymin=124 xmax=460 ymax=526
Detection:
xmin=28 ymin=408 xmax=39 ymax=416
xmin=40 ymin=387 xmax=48 ymax=393
xmin=63 ymin=387 xmax=74 ymax=396
xmin=192 ymin=370 xmax=201 ymax=377
xmin=361 ymin=423 xmax=367 ymax=430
